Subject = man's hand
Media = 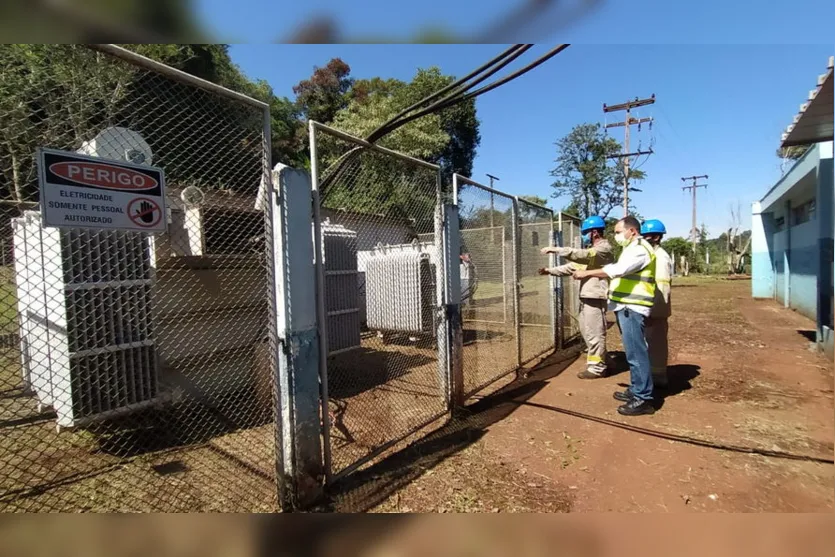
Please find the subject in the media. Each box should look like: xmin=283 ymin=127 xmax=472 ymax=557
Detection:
xmin=572 ymin=269 xmax=589 ymax=280
xmin=541 ymin=246 xmax=568 ymax=256
xmin=537 ymin=268 xmax=551 ymax=276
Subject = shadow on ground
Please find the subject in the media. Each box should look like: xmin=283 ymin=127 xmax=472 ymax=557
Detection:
xmin=798 ymin=329 xmax=816 ymax=343
xmin=318 ymin=340 xmax=585 ymax=512
xmin=614 ymin=363 xmax=701 ymax=410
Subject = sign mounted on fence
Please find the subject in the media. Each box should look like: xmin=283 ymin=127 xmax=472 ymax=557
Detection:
xmin=37 ymin=148 xmax=167 ymax=233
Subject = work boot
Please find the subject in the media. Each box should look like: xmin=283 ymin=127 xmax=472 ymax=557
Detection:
xmin=577 ymin=369 xmax=605 ymax=379
xmin=613 ymin=389 xmax=633 ymax=402
xmin=617 ymin=398 xmax=656 ymax=416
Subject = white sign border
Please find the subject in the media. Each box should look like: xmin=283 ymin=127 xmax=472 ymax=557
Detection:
xmin=37 ymin=146 xmax=168 ymax=234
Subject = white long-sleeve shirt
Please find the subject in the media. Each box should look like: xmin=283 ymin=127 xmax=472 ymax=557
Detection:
xmin=602 ymin=238 xmax=653 ymax=317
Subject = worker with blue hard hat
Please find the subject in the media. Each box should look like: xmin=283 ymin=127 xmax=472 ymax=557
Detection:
xmin=640 ymin=219 xmax=672 ymax=389
xmin=540 ymin=215 xmax=614 ymax=378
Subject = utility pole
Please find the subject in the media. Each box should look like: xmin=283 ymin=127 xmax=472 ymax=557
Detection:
xmin=486 ymin=173 xmax=500 ymax=243
xmin=681 ymin=175 xmax=708 ymax=253
xmin=603 ymin=94 xmax=656 ymax=217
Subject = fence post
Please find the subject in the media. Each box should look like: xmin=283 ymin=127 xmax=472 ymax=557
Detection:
xmin=554 ymin=222 xmax=565 ymax=351
xmin=511 ymin=198 xmax=522 ymax=368
xmin=443 ymin=185 xmax=463 ymax=408
xmin=550 ymin=216 xmax=558 ymax=350
xmin=271 ymin=164 xmax=324 ymax=510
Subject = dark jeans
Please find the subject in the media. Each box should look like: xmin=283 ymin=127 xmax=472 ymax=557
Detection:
xmin=616 ymin=308 xmax=654 ymax=401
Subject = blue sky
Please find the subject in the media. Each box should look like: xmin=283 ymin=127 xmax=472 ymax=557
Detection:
xmin=194 ymin=1 xmax=835 ymax=44
xmin=228 ymin=43 xmax=832 ymax=238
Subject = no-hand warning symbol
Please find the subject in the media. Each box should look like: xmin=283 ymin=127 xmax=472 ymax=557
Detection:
xmin=127 ymin=197 xmax=163 ymax=229
xmin=38 ymin=147 xmax=167 ymax=233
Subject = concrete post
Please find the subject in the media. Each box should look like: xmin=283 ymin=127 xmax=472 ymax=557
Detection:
xmin=270 ymin=164 xmax=324 ymax=510
xmin=442 ymin=203 xmax=464 ymax=408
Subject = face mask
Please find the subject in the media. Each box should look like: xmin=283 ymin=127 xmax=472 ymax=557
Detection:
xmin=581 ymin=233 xmax=591 ymax=245
xmin=615 ymin=232 xmax=631 ymax=247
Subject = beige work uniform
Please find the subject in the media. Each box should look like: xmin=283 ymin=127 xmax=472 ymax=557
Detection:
xmin=645 ymin=245 xmax=672 ymax=387
xmin=546 ymin=240 xmax=615 ymax=374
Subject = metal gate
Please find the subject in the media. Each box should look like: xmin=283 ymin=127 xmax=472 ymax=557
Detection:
xmin=517 ymin=198 xmax=556 ymax=363
xmin=0 ymin=45 xmax=281 ymax=511
xmin=454 ymin=175 xmax=521 ymax=398
xmin=557 ymin=213 xmax=582 ymax=344
xmin=309 ymin=122 xmax=451 ymax=482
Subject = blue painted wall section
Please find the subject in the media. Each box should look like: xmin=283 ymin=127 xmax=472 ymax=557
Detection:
xmin=752 ymin=141 xmax=834 ymax=355
xmin=816 ymin=152 xmax=833 ymax=356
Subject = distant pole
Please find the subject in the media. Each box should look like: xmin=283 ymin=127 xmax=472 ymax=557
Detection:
xmin=603 ymin=94 xmax=656 ymax=217
xmin=681 ymin=175 xmax=709 ymax=254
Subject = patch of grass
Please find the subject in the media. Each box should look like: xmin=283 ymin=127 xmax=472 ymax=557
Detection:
xmin=0 ymin=272 xmax=18 ymax=335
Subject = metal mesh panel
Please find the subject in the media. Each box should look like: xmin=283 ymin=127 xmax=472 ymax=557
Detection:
xmin=0 ymin=45 xmax=279 ymax=512
xmin=558 ymin=214 xmax=582 ymax=343
xmin=311 ymin=124 xmax=448 ymax=480
xmin=518 ymin=200 xmax=556 ymax=363
xmin=456 ymin=178 xmax=518 ymax=397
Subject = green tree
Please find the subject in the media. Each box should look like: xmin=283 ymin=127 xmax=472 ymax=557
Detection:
xmin=519 ymin=195 xmax=548 ymax=207
xmin=776 ymin=144 xmax=811 ymax=160
xmin=337 ymin=67 xmax=480 ymax=180
xmin=560 ymin=201 xmax=581 ymax=219
xmin=293 ymin=58 xmax=354 ymax=125
xmin=549 ymin=123 xmax=645 ymax=220
xmin=0 ymin=44 xmax=305 ymax=206
xmin=316 ymin=66 xmax=481 ymax=232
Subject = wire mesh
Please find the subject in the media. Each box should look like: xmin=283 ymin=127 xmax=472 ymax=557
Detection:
xmin=311 ymin=124 xmax=448 ymax=480
xmin=0 ymin=45 xmax=279 ymax=512
xmin=517 ymin=199 xmax=556 ymax=363
xmin=455 ymin=179 xmax=518 ymax=398
xmin=558 ymin=214 xmax=582 ymax=343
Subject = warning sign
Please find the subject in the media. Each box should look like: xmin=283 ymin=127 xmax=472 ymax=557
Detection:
xmin=38 ymin=147 xmax=167 ymax=233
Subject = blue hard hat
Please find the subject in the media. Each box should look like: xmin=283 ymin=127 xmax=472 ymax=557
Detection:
xmin=641 ymin=219 xmax=667 ymax=235
xmin=580 ymin=215 xmax=605 ymax=233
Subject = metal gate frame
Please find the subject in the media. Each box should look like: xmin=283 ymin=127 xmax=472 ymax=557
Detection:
xmin=453 ymin=174 xmax=521 ymax=399
xmin=516 ymin=196 xmax=557 ymax=365
xmin=309 ymin=121 xmax=453 ymax=484
xmin=556 ymin=212 xmax=583 ymax=346
xmin=453 ymin=175 xmax=557 ymax=400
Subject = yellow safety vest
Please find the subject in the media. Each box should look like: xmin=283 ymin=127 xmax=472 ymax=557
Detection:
xmin=608 ymin=239 xmax=657 ymax=307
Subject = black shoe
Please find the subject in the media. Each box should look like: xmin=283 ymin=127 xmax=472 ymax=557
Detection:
xmin=617 ymin=398 xmax=655 ymax=416
xmin=613 ymin=389 xmax=634 ymax=402
xmin=577 ymin=369 xmax=605 ymax=379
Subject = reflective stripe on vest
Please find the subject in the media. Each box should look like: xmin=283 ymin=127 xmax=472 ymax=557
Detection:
xmin=609 ymin=239 xmax=657 ymax=307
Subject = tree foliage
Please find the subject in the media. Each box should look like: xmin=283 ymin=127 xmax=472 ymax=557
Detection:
xmin=776 ymin=144 xmax=811 ymax=160
xmin=549 ymin=123 xmax=646 ymax=220
xmin=0 ymin=47 xmax=480 ymax=227
xmin=293 ymin=58 xmax=353 ymax=125
xmin=0 ymin=44 xmax=305 ymax=205
xmin=314 ymin=65 xmax=480 ymax=228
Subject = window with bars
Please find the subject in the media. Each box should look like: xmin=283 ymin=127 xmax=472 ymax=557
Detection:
xmin=791 ymin=199 xmax=816 ymax=226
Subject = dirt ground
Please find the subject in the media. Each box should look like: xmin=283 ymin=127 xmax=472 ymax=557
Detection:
xmin=348 ymin=276 xmax=834 ymax=513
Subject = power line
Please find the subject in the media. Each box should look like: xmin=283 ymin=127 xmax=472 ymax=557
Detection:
xmin=318 ymin=44 xmax=571 ymax=196
xmin=603 ymin=94 xmax=656 ymax=217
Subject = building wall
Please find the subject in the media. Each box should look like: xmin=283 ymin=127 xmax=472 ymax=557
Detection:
xmin=750 ymin=202 xmax=774 ymax=298
xmin=752 ymin=142 xmax=833 ymax=355
xmin=772 ymin=228 xmax=787 ymax=305
xmin=788 ymin=219 xmax=819 ymax=317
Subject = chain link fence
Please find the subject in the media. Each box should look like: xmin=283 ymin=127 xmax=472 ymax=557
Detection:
xmin=518 ymin=199 xmax=556 ymax=363
xmin=310 ymin=122 xmax=450 ymax=481
xmin=0 ymin=45 xmax=280 ymax=512
xmin=455 ymin=176 xmax=519 ymax=398
xmin=557 ymin=213 xmax=582 ymax=344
